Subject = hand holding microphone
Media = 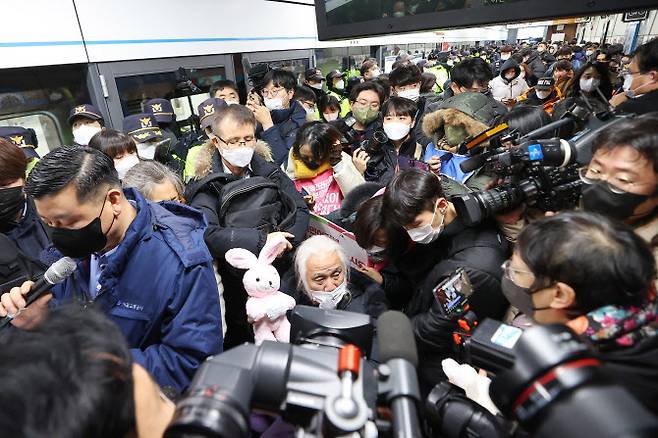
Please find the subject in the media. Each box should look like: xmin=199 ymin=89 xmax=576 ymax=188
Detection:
xmin=0 ymin=257 xmax=77 ymax=330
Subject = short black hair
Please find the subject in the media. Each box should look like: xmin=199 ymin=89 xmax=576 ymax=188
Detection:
xmin=0 ymin=306 xmax=136 ymax=437
xmin=262 ymin=68 xmax=297 ymax=91
xmin=25 ymin=145 xmax=120 ymax=202
xmin=349 ymin=81 xmax=386 ymax=104
xmin=635 ymin=38 xmax=658 ymax=73
xmin=592 ymin=114 xmax=658 ymax=174
xmin=292 ymin=122 xmax=342 ymax=166
xmin=450 ymin=58 xmax=494 ymax=89
xmin=500 ymin=106 xmax=552 ymax=137
xmin=318 ymin=94 xmax=341 ymax=114
xmin=517 ymin=211 xmax=656 ymax=312
xmin=420 ymin=72 xmax=437 ymax=94
xmin=555 ymin=47 xmax=573 ymax=58
xmin=554 ymin=60 xmax=573 ymax=71
xmin=388 ymin=64 xmax=422 ymax=88
xmin=383 ymin=168 xmax=445 ymax=226
xmin=88 ymin=128 xmax=138 ymax=160
xmin=209 ymin=79 xmax=238 ymax=98
xmin=293 ymin=85 xmax=317 ymax=104
xmin=381 ymin=96 xmax=418 ymax=119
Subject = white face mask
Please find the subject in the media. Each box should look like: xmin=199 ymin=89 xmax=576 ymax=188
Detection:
xmin=224 ymin=99 xmax=240 ymax=106
xmin=220 ymin=146 xmax=254 ymax=168
xmin=114 ymin=154 xmax=140 ymax=179
xmin=72 ymin=124 xmax=102 ymax=146
xmin=264 ymin=97 xmax=284 ymax=111
xmin=311 ymin=279 xmax=348 ymax=310
xmin=383 ymin=121 xmax=411 ymax=141
xmin=504 ymin=72 xmax=516 ymax=81
xmin=579 ymin=78 xmax=600 ymax=93
xmin=304 ymin=106 xmax=316 ymax=116
xmin=500 ymin=54 xmax=511 ymax=61
xmin=536 ymin=90 xmax=551 ymax=100
xmin=623 ymin=73 xmax=634 ymax=93
xmin=136 ymin=141 xmax=157 ymax=160
xmin=586 ymin=50 xmax=594 ymax=56
xmin=370 ymin=69 xmax=381 ymax=79
xmin=309 ymin=82 xmax=324 ymax=90
xmin=397 ymin=87 xmax=420 ymax=101
xmin=406 ymin=202 xmax=445 ymax=244
xmin=324 ymin=112 xmax=339 ymax=122
xmin=334 ymin=79 xmax=345 ymax=90
xmin=623 ymin=73 xmax=655 ymax=98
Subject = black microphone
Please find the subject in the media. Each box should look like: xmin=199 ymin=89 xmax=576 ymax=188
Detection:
xmin=459 ymin=152 xmax=492 ymax=173
xmin=377 ymin=311 xmax=421 ymax=438
xmin=0 ymin=257 xmax=77 ymax=329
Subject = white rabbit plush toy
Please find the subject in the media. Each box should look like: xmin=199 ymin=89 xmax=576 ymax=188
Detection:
xmin=225 ymin=236 xmax=296 ymax=345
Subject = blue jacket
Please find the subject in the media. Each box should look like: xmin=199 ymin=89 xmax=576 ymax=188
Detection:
xmin=49 ymin=189 xmax=222 ymax=392
xmin=5 ymin=197 xmax=49 ymax=268
xmin=259 ymin=100 xmax=307 ymax=166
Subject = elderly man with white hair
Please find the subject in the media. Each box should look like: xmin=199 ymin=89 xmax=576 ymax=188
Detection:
xmin=292 ymin=235 xmax=388 ymax=318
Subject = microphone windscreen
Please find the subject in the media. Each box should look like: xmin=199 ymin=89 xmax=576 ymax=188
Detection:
xmin=44 ymin=257 xmax=77 ymax=284
xmin=378 ymin=311 xmax=418 ymax=366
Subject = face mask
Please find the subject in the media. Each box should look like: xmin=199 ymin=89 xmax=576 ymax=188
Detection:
xmin=72 ymin=124 xmax=102 ymax=146
xmin=309 ymin=83 xmax=323 ymax=90
xmin=370 ymin=69 xmax=381 ymax=79
xmin=367 ymin=245 xmax=386 ymax=263
xmin=537 ymin=47 xmax=545 ymax=53
xmin=581 ymin=181 xmax=650 ymax=220
xmin=46 ymin=194 xmax=115 ymax=259
xmin=586 ymin=50 xmax=594 ymax=57
xmin=136 ymin=142 xmax=157 ymax=160
xmin=393 ymin=11 xmax=405 ymax=18
xmin=383 ymin=121 xmax=411 ymax=141
xmin=579 ymin=78 xmax=600 ymax=93
xmin=501 ymin=276 xmax=551 ymax=318
xmin=220 ymin=146 xmax=255 ymax=168
xmin=500 ymin=54 xmax=511 ymax=61
xmin=0 ymin=186 xmax=25 ymax=232
xmin=304 ymin=106 xmax=316 ymax=115
xmin=114 ymin=154 xmax=140 ymax=179
xmin=504 ymin=72 xmax=516 ymax=81
xmin=225 ymin=100 xmax=240 ymax=106
xmin=334 ymin=80 xmax=345 ymax=90
xmin=397 ymin=87 xmax=420 ymax=101
xmin=536 ymin=90 xmax=551 ymax=100
xmin=324 ymin=112 xmax=339 ymax=122
xmin=353 ymin=106 xmax=379 ymax=125
xmin=447 ymin=60 xmax=454 ymax=67
xmin=623 ymin=73 xmax=655 ymax=98
xmin=311 ymin=279 xmax=348 ymax=310
xmin=264 ymin=97 xmax=284 ymax=111
xmin=407 ymin=202 xmax=445 ymax=244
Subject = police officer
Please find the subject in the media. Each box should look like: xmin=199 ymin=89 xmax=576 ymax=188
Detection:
xmin=326 ymin=70 xmax=351 ymax=117
xmin=124 ymin=113 xmax=185 ymax=176
xmin=145 ymin=98 xmax=179 ymax=145
xmin=183 ymin=98 xmax=228 ymax=181
xmin=68 ymin=104 xmax=104 ymax=146
xmin=0 ymin=126 xmax=40 ymax=174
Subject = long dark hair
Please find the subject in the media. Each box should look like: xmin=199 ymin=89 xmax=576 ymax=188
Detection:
xmin=565 ymin=61 xmax=613 ymax=99
xmin=292 ymin=122 xmax=342 ymax=165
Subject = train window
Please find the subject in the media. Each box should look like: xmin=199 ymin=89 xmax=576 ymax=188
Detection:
xmin=115 ymin=66 xmax=226 ymax=119
xmin=264 ymin=59 xmax=310 ymax=84
xmin=0 ymin=113 xmax=61 ymax=157
xmin=0 ymin=64 xmax=91 ymax=151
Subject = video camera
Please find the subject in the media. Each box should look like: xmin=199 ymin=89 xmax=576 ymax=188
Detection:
xmin=164 ymin=307 xmax=423 ymax=438
xmin=242 ymin=58 xmax=272 ymax=92
xmin=453 ymin=319 xmax=658 ymax=438
xmin=450 ymin=105 xmax=636 ymax=226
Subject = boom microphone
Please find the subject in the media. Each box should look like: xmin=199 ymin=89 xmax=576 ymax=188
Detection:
xmin=378 ymin=311 xmax=421 ymax=438
xmin=0 ymin=257 xmax=77 ymax=329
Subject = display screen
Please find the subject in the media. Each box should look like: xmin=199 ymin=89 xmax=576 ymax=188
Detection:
xmin=316 ymin=0 xmax=656 ymax=40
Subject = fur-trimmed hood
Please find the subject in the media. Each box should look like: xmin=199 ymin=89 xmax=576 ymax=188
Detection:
xmin=194 ymin=139 xmax=274 ymax=179
xmin=421 ymin=108 xmax=489 ymax=147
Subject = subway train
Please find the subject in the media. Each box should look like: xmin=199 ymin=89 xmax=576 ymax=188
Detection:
xmin=0 ymin=0 xmax=516 ymax=156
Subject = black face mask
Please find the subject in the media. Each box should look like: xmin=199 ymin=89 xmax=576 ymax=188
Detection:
xmin=581 ymin=181 xmax=651 ymax=220
xmin=0 ymin=186 xmax=25 ymax=233
xmin=45 ymin=195 xmax=115 ymax=259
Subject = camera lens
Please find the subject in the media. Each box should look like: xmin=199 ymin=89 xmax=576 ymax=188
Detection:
xmin=165 ymin=388 xmax=249 ymax=438
xmin=475 ymin=184 xmax=526 ymax=217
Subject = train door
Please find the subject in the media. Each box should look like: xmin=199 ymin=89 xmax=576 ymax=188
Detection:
xmin=90 ymin=55 xmax=235 ymax=132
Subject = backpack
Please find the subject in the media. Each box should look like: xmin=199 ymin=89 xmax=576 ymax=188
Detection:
xmin=218 ymin=175 xmax=297 ymax=233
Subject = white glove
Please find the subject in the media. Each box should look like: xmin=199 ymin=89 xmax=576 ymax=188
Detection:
xmin=442 ymin=358 xmax=500 ymax=415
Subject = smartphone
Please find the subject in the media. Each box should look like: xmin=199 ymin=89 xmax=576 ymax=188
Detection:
xmin=433 ymin=268 xmax=473 ymax=317
xmin=398 ymin=155 xmax=430 ymax=172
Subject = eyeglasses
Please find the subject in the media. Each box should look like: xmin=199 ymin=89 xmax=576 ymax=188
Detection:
xmin=261 ymin=87 xmax=285 ymax=98
xmin=216 ymin=135 xmax=255 ymax=147
xmin=501 ymin=260 xmax=534 ymax=286
xmin=578 ymin=166 xmax=654 ymax=195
